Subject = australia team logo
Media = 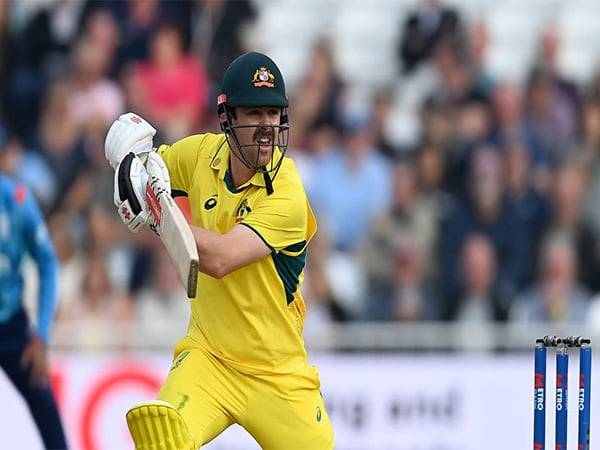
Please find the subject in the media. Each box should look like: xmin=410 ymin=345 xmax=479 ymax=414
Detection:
xmin=252 ymin=67 xmax=275 ymax=88
xmin=235 ymin=199 xmax=252 ymax=223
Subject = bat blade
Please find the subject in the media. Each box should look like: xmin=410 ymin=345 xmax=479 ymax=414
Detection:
xmin=146 ymin=185 xmax=199 ymax=298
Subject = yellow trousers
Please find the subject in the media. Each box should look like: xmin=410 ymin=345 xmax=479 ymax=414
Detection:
xmin=157 ymin=336 xmax=335 ymax=449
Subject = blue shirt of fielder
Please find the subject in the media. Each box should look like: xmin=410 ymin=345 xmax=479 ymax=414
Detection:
xmin=0 ymin=174 xmax=57 ymax=345
xmin=0 ymin=174 xmax=67 ymax=449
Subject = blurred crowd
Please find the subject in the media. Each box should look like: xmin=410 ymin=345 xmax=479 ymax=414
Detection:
xmin=2 ymin=0 xmax=600 ymax=343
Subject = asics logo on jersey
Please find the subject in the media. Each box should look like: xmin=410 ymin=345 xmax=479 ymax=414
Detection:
xmin=204 ymin=195 xmax=218 ymax=210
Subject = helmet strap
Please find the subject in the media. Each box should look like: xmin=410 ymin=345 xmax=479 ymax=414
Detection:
xmin=263 ymin=171 xmax=274 ymax=195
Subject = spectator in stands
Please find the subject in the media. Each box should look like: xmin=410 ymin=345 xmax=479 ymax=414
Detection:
xmin=454 ymin=233 xmax=503 ymax=322
xmin=524 ymin=64 xmax=580 ymax=166
xmin=79 ymin=7 xmax=121 ymax=79
xmin=117 ymin=0 xmax=162 ymax=65
xmin=309 ymin=113 xmax=391 ymax=253
xmin=503 ymin=139 xmax=549 ymax=286
xmin=444 ymin=94 xmax=494 ymax=196
xmin=431 ymin=41 xmax=470 ymax=103
xmin=541 ymin=163 xmax=600 ymax=292
xmin=132 ymin=22 xmax=209 ymax=141
xmin=69 ymin=38 xmax=124 ymax=136
xmin=440 ymin=146 xmax=527 ymax=319
xmin=288 ymin=122 xmax=339 ymax=201
xmin=467 ymin=19 xmax=493 ymax=94
xmin=191 ymin=0 xmax=256 ymax=86
xmin=37 ymin=79 xmax=88 ymax=212
xmin=0 ymin=130 xmax=56 ymax=212
xmin=303 ymin=227 xmax=352 ymax=329
xmin=397 ymin=0 xmax=463 ymax=74
xmin=576 ymin=99 xmax=600 ymax=166
xmin=491 ymin=83 xmax=524 ymax=145
xmin=59 ymin=254 xmax=133 ymax=348
xmin=60 ymin=203 xmax=134 ymax=320
xmin=0 ymin=1 xmax=10 ymax=97
xmin=510 ymin=234 xmax=591 ymax=323
xmin=291 ymin=40 xmax=345 ymax=149
xmin=3 ymin=0 xmax=84 ymax=141
xmin=134 ymin=248 xmax=189 ymax=338
xmin=49 ymin=213 xmax=85 ymax=320
xmin=579 ymin=100 xmax=600 ymax=235
xmin=363 ymin=157 xmax=438 ymax=320
xmin=391 ymin=234 xmax=436 ymax=321
xmin=372 ymin=90 xmax=398 ymax=159
xmin=416 ymin=144 xmax=451 ymax=278
xmin=420 ymin=97 xmax=454 ymax=150
xmin=534 ymin=23 xmax=580 ymax=129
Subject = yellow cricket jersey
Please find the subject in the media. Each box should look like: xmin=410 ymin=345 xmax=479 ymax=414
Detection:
xmin=157 ymin=133 xmax=317 ymax=375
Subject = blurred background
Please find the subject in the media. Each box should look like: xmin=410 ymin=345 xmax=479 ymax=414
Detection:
xmin=2 ymin=0 xmax=600 ymax=448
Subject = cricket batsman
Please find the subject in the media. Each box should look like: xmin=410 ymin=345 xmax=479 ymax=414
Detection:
xmin=0 ymin=171 xmax=68 ymax=449
xmin=105 ymin=52 xmax=334 ymax=449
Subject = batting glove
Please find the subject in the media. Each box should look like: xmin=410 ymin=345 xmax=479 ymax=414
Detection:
xmin=114 ymin=153 xmax=151 ymax=233
xmin=105 ymin=112 xmax=156 ymax=170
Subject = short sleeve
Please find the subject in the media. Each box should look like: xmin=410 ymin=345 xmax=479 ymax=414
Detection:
xmin=241 ymin=182 xmax=308 ymax=252
xmin=157 ymin=135 xmax=204 ymax=193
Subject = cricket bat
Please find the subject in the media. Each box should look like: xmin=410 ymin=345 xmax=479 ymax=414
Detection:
xmin=145 ymin=184 xmax=199 ymax=298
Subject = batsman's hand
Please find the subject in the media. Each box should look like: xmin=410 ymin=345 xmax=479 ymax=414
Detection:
xmin=145 ymin=152 xmax=171 ymax=236
xmin=114 ymin=152 xmax=151 ymax=233
xmin=20 ymin=335 xmax=49 ymax=388
xmin=114 ymin=152 xmax=171 ymax=234
xmin=105 ymin=112 xmax=156 ymax=169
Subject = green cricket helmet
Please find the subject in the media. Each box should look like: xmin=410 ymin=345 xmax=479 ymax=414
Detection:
xmin=217 ymin=52 xmax=289 ymax=192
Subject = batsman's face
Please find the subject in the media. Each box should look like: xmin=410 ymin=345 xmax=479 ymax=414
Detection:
xmin=233 ymin=107 xmax=281 ymax=168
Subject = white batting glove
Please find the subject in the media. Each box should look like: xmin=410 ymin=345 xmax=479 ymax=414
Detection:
xmin=105 ymin=112 xmax=157 ymax=170
xmin=114 ymin=153 xmax=151 ymax=233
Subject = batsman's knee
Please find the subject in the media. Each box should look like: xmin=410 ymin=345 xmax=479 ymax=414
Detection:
xmin=126 ymin=400 xmax=197 ymax=450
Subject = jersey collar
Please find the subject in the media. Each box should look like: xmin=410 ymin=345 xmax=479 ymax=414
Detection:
xmin=210 ymin=141 xmax=282 ymax=190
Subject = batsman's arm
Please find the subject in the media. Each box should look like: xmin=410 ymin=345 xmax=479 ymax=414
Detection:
xmin=194 ymin=180 xmax=310 ymax=278
xmin=191 ymin=224 xmax=271 ymax=279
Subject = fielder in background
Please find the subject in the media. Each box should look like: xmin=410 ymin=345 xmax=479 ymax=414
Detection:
xmin=105 ymin=51 xmax=334 ymax=449
xmin=0 ymin=168 xmax=67 ymax=449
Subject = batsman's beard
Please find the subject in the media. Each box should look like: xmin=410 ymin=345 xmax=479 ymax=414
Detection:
xmin=226 ymin=123 xmax=287 ymax=174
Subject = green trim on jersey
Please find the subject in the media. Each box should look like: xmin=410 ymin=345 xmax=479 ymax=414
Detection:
xmin=224 ymin=170 xmax=249 ymax=194
xmin=282 ymin=241 xmax=306 ymax=253
xmin=241 ymin=223 xmax=307 ymax=305
xmin=272 ymin=241 xmax=307 ymax=305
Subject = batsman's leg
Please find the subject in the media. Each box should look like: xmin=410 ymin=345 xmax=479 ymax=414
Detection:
xmin=126 ymin=400 xmax=196 ymax=450
xmin=243 ymin=364 xmax=334 ymax=450
xmin=135 ymin=337 xmax=241 ymax=448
